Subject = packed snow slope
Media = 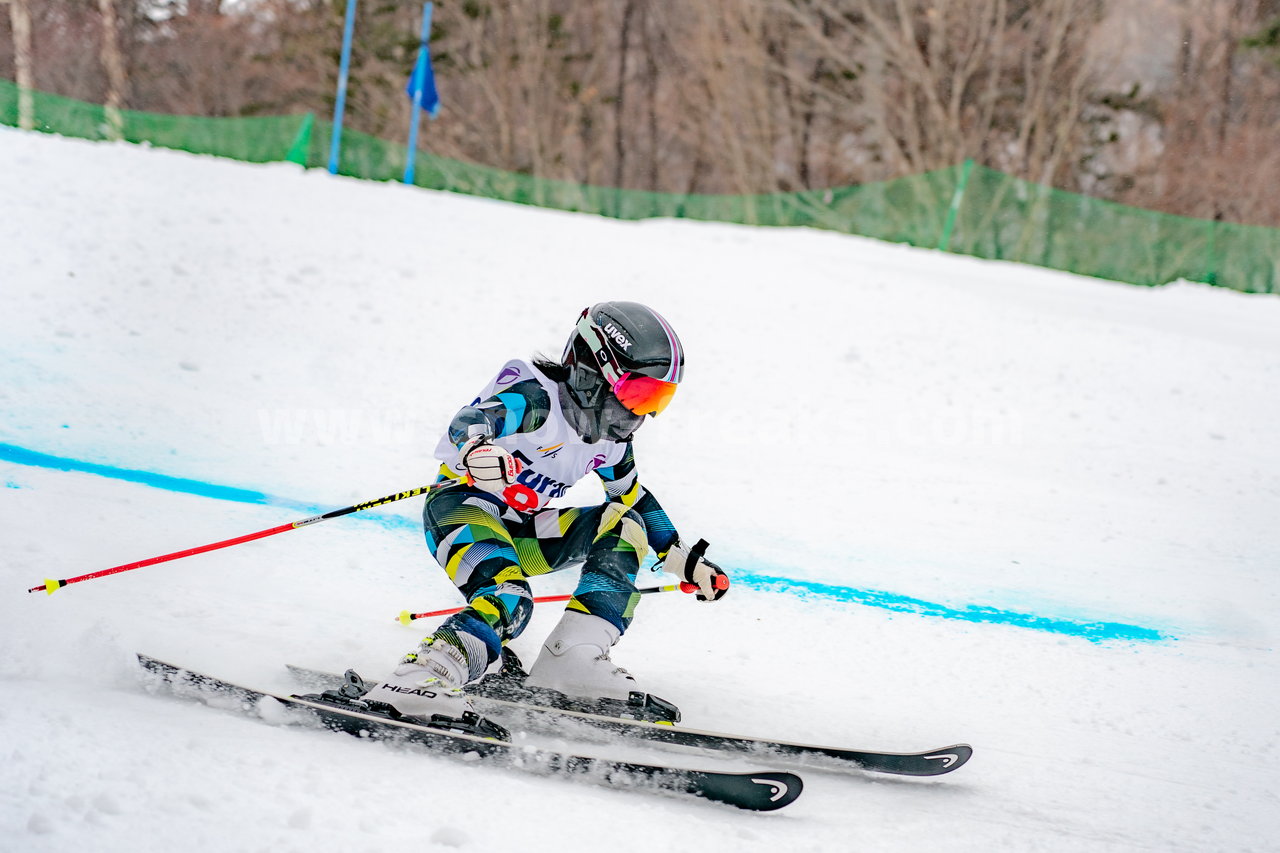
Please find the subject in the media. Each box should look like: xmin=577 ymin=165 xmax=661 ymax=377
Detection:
xmin=2 ymin=127 xmax=1278 ymax=852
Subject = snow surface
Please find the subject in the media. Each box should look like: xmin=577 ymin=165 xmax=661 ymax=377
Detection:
xmin=2 ymin=127 xmax=1278 ymax=852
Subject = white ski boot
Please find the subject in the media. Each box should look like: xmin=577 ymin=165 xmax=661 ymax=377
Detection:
xmin=363 ymin=637 xmax=473 ymax=719
xmin=524 ymin=611 xmax=639 ymax=701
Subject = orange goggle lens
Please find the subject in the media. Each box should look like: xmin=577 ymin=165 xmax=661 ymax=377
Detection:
xmin=612 ymin=373 xmax=678 ymax=416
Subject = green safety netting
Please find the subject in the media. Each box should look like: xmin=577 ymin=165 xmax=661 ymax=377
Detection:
xmin=3 ymin=78 xmax=1276 ymax=294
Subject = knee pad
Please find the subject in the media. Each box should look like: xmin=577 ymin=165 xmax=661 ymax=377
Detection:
xmin=466 ymin=581 xmax=533 ymax=643
xmin=496 ymin=581 xmax=534 ymax=640
xmin=595 ymin=502 xmax=650 ymax=559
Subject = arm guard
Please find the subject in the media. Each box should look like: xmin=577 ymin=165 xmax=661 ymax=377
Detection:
xmin=446 ymin=378 xmax=553 ymax=447
xmin=594 ymin=442 xmax=679 ymax=556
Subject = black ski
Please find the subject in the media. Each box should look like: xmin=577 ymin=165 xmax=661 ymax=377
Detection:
xmin=287 ymin=664 xmax=972 ymax=777
xmin=138 ymin=655 xmax=801 ymax=811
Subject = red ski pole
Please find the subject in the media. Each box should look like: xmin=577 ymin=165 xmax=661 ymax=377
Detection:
xmin=397 ymin=582 xmax=694 ymax=625
xmin=28 ymin=477 xmax=465 ymax=595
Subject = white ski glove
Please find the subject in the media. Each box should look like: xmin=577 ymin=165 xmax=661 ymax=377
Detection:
xmin=456 ymin=435 xmax=522 ymax=495
xmin=663 ymin=539 xmax=729 ymax=602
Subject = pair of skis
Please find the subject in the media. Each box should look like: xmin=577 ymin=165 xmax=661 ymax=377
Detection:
xmin=139 ymin=655 xmax=971 ymax=812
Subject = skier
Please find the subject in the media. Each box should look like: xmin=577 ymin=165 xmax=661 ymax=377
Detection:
xmin=363 ymin=301 xmax=729 ymax=725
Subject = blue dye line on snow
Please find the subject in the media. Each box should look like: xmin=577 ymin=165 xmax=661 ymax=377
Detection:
xmin=736 ymin=571 xmax=1172 ymax=644
xmin=1 ymin=441 xmax=1171 ymax=643
xmin=1 ymin=442 xmax=273 ymax=504
xmin=0 ymin=442 xmax=419 ymax=532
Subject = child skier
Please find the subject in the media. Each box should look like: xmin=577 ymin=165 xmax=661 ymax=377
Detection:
xmin=363 ymin=301 xmax=729 ymax=726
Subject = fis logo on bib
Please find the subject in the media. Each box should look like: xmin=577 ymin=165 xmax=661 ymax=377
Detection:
xmin=537 ymin=443 xmax=564 ymax=459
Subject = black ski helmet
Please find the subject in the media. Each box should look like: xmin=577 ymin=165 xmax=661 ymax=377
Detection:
xmin=562 ymin=301 xmax=685 ymax=417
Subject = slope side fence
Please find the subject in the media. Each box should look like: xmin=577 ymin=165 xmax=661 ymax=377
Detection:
xmin=3 ymin=79 xmax=1275 ymax=294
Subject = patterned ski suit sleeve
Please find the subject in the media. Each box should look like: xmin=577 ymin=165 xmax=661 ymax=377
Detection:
xmin=594 ymin=442 xmax=680 ymax=556
xmin=445 ymin=378 xmax=553 ymax=447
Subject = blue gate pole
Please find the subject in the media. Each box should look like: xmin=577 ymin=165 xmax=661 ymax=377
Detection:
xmin=404 ymin=2 xmax=433 ymax=185
xmin=328 ymin=0 xmax=359 ymax=175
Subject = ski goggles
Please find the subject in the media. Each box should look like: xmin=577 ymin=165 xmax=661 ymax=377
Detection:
xmin=611 ymin=371 xmax=678 ymax=416
xmin=573 ymin=311 xmax=679 ymax=416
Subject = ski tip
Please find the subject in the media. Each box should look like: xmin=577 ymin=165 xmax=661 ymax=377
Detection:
xmin=719 ymin=770 xmax=803 ymax=811
xmin=398 ymin=610 xmax=414 ymax=626
xmin=920 ymin=743 xmax=974 ymax=774
xmin=755 ymin=770 xmax=803 ymax=810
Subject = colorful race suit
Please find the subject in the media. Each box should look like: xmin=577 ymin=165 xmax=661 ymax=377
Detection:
xmin=420 ymin=359 xmax=680 ymax=682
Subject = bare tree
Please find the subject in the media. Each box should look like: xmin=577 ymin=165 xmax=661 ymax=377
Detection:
xmin=1120 ymin=0 xmax=1280 ymax=225
xmin=97 ymin=0 xmax=125 ymax=137
xmin=1 ymin=1 xmax=110 ymax=103
xmin=3 ymin=0 xmax=35 ymax=130
xmin=772 ymin=0 xmax=1104 ymax=188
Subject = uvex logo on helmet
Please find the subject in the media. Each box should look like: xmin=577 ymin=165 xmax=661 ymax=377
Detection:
xmin=603 ymin=323 xmax=633 ymax=351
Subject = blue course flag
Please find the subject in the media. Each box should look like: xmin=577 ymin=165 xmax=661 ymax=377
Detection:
xmin=406 ymin=47 xmax=440 ymax=118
